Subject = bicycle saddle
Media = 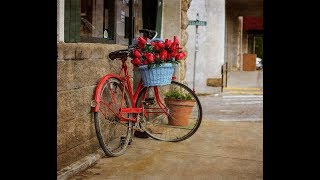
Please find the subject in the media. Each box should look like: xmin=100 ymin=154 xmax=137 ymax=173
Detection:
xmin=109 ymin=50 xmax=129 ymax=60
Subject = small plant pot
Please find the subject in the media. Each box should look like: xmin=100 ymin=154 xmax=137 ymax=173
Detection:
xmin=164 ymin=98 xmax=196 ymax=126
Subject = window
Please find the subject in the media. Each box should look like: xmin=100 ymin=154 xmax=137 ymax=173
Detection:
xmin=64 ymin=0 xmax=132 ymax=45
xmin=80 ymin=0 xmax=116 ymax=43
xmin=142 ymin=0 xmax=162 ymax=38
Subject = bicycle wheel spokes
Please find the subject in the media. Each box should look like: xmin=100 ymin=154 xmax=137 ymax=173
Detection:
xmin=94 ymin=78 xmax=132 ymax=157
xmin=99 ymin=117 xmax=129 ymax=152
xmin=106 ymin=80 xmax=120 ymax=112
xmin=136 ymin=81 xmax=202 ymax=142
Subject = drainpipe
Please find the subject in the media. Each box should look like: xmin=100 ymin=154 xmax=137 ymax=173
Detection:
xmin=192 ymin=13 xmax=199 ymax=92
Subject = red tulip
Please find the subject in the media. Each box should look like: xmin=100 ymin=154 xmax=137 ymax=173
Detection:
xmin=131 ymin=36 xmax=185 ymax=66
xmin=165 ymin=39 xmax=172 ymax=48
xmin=170 ymin=42 xmax=180 ymax=51
xmin=154 ymin=42 xmax=164 ymax=51
xmin=175 ymin=52 xmax=186 ymax=60
xmin=137 ymin=36 xmax=147 ymax=49
xmin=170 ymin=44 xmax=175 ymax=51
xmin=173 ymin=36 xmax=179 ymax=45
xmin=154 ymin=53 xmax=160 ymax=60
xmin=143 ymin=60 xmax=148 ymax=65
xmin=170 ymin=49 xmax=177 ymax=58
xmin=154 ymin=44 xmax=160 ymax=51
xmin=131 ymin=58 xmax=141 ymax=66
xmin=145 ymin=52 xmax=154 ymax=63
xmin=160 ymin=50 xmax=167 ymax=61
xmin=173 ymin=36 xmax=179 ymax=44
xmin=156 ymin=42 xmax=165 ymax=49
xmin=132 ymin=49 xmax=141 ymax=58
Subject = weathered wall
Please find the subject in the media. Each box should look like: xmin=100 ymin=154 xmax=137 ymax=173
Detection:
xmin=179 ymin=0 xmax=192 ymax=84
xmin=225 ymin=3 xmax=240 ymax=71
xmin=57 ymin=0 xmax=192 ymax=171
xmin=242 ymin=31 xmax=248 ymax=54
xmin=57 ymin=43 xmax=130 ymax=170
xmin=162 ymin=0 xmax=182 ymax=81
xmin=186 ymin=0 xmax=225 ymax=94
xmin=162 ymin=0 xmax=181 ymax=40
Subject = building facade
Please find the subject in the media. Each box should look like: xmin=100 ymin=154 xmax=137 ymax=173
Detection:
xmin=57 ymin=0 xmax=191 ymax=171
xmin=186 ymin=0 xmax=263 ymax=94
xmin=57 ymin=0 xmax=263 ymax=171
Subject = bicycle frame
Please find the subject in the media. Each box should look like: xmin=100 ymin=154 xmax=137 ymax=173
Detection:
xmin=92 ymin=55 xmax=169 ymax=123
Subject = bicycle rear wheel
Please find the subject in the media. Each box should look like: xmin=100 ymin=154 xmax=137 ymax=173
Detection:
xmin=94 ymin=77 xmax=133 ymax=157
xmin=136 ymin=81 xmax=202 ymax=142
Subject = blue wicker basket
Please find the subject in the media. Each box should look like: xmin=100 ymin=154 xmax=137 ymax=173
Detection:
xmin=138 ymin=63 xmax=175 ymax=87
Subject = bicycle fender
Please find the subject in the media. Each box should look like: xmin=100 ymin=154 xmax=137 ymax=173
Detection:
xmin=92 ymin=74 xmax=122 ymax=112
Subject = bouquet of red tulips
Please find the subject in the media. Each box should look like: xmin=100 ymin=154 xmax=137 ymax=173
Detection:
xmin=129 ymin=36 xmax=186 ymax=68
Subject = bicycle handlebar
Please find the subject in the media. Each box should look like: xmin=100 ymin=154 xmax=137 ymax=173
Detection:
xmin=139 ymin=29 xmax=157 ymax=40
xmin=109 ymin=29 xmax=161 ymax=60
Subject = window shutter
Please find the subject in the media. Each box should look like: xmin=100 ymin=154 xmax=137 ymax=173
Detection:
xmin=64 ymin=0 xmax=80 ymax=42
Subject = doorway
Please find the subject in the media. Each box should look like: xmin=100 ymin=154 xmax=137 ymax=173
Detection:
xmin=248 ymin=30 xmax=263 ymax=70
xmin=142 ymin=0 xmax=162 ymax=37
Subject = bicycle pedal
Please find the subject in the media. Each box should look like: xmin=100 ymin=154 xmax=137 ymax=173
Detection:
xmin=143 ymin=97 xmax=155 ymax=105
xmin=120 ymin=136 xmax=132 ymax=146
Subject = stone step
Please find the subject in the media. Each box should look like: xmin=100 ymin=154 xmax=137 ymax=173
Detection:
xmin=226 ymin=71 xmax=263 ymax=88
xmin=222 ymin=87 xmax=263 ymax=95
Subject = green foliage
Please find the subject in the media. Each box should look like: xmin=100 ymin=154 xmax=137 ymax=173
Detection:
xmin=147 ymin=59 xmax=180 ymax=69
xmin=164 ymin=89 xmax=192 ymax=100
xmin=144 ymin=44 xmax=154 ymax=53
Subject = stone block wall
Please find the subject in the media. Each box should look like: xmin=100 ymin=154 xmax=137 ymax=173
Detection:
xmin=57 ymin=43 xmax=130 ymax=170
xmin=179 ymin=0 xmax=191 ymax=84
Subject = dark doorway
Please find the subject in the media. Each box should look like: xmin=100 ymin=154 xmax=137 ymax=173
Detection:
xmin=142 ymin=0 xmax=157 ymax=30
xmin=248 ymin=30 xmax=263 ymax=60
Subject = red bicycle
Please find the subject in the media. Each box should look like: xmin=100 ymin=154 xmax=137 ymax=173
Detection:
xmin=91 ymin=29 xmax=202 ymax=157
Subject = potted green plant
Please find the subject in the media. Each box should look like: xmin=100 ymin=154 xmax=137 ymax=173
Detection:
xmin=164 ymin=89 xmax=196 ymax=126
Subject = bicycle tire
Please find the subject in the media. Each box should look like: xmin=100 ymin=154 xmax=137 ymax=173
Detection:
xmin=136 ymin=81 xmax=202 ymax=142
xmin=94 ymin=77 xmax=133 ymax=157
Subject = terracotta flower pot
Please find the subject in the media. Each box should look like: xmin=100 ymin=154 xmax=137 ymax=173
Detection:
xmin=164 ymin=98 xmax=196 ymax=126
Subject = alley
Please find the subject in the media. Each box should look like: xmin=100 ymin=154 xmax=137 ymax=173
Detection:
xmin=67 ymin=94 xmax=263 ymax=180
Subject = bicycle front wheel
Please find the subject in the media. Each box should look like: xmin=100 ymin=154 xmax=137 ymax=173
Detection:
xmin=94 ymin=77 xmax=133 ymax=157
xmin=136 ymin=81 xmax=202 ymax=142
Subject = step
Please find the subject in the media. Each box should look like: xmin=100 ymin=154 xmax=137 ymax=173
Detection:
xmin=226 ymin=71 xmax=263 ymax=88
xmin=222 ymin=87 xmax=263 ymax=95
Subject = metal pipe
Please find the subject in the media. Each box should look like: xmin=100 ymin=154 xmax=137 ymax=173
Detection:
xmin=193 ymin=13 xmax=199 ymax=92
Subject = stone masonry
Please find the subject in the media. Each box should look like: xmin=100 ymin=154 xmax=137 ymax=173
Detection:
xmin=57 ymin=0 xmax=191 ymax=171
xmin=179 ymin=0 xmax=191 ymax=84
xmin=57 ymin=43 xmax=131 ymax=170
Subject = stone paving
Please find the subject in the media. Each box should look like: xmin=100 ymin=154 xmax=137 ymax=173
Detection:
xmin=68 ymin=94 xmax=263 ymax=180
